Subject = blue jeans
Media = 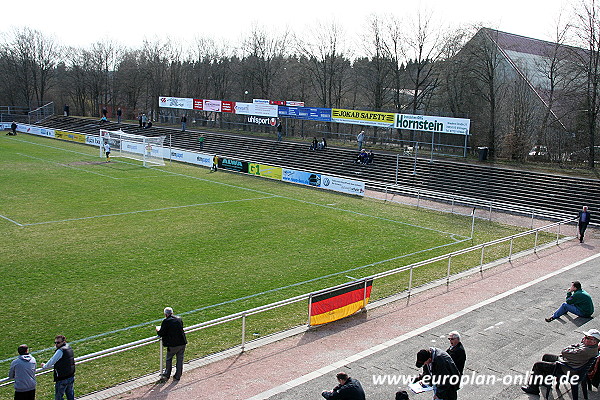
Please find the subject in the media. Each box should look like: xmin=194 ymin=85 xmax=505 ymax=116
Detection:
xmin=553 ymin=303 xmax=586 ymax=319
xmin=55 ymin=376 xmax=74 ymax=400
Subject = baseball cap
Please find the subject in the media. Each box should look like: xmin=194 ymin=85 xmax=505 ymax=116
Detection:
xmin=583 ymin=329 xmax=600 ymax=341
xmin=415 ymin=349 xmax=431 ymax=368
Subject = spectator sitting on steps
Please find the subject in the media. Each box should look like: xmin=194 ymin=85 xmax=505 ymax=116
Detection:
xmin=320 ymin=137 xmax=327 ymax=150
xmin=545 ymin=280 xmax=594 ymax=322
xmin=310 ymin=137 xmax=319 ymax=151
xmin=366 ymin=150 xmax=374 ymax=164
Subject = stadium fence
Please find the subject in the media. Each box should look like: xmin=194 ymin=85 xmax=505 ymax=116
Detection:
xmin=0 ymin=217 xmax=576 ymax=391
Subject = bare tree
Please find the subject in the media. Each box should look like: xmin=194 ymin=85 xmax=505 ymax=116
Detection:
xmin=356 ymin=15 xmax=393 ymax=111
xmin=401 ymin=9 xmax=445 ymax=115
xmin=240 ymin=25 xmax=289 ymax=99
xmin=296 ymin=20 xmax=352 ymax=108
xmin=87 ymin=40 xmax=123 ymax=115
xmin=0 ymin=27 xmax=61 ymax=107
xmin=535 ymin=17 xmax=582 ymax=162
xmin=574 ymin=0 xmax=600 ymax=168
xmin=460 ymin=27 xmax=509 ymax=155
xmin=140 ymin=37 xmax=179 ymax=117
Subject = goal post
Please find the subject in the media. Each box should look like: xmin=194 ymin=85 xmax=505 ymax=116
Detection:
xmin=99 ymin=129 xmax=166 ymax=167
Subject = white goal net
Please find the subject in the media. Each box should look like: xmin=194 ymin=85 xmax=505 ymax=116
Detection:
xmin=100 ymin=129 xmax=166 ymax=167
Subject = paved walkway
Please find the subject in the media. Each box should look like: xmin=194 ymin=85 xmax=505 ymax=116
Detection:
xmin=80 ymin=219 xmax=599 ymax=399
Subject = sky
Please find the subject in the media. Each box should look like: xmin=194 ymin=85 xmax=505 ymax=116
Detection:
xmin=3 ymin=0 xmax=574 ymax=49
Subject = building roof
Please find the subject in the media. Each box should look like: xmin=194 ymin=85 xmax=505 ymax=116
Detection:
xmin=479 ymin=28 xmax=585 ymax=129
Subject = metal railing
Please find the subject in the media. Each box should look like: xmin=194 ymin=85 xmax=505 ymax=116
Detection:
xmin=376 ymin=184 xmax=572 ymax=227
xmin=28 ymin=102 xmax=54 ymax=124
xmin=0 ymin=216 xmax=575 ymax=390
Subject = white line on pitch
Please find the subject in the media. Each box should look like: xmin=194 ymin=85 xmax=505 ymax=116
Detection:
xmin=20 ymin=196 xmax=277 ymax=226
xmin=13 ymin=136 xmax=468 ymax=240
xmin=17 ymin=153 xmax=119 ymax=179
xmin=0 ymin=214 xmax=23 ymax=226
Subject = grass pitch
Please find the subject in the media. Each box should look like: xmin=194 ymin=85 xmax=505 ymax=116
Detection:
xmin=0 ymin=133 xmax=528 ymax=396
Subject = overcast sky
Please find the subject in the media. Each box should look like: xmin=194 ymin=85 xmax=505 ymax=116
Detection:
xmin=3 ymin=0 xmax=574 ymax=49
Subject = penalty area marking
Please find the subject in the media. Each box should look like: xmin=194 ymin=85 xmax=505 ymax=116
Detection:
xmin=10 ymin=136 xmax=468 ymax=241
xmin=0 ymin=214 xmax=23 ymax=226
xmin=18 ymin=196 xmax=278 ymax=227
xmin=17 ymin=153 xmax=119 ymax=179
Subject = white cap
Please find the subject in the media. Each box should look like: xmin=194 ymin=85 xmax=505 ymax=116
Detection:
xmin=583 ymin=329 xmax=600 ymax=341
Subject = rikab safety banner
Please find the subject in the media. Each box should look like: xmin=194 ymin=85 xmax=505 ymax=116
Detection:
xmin=331 ymin=109 xmax=395 ymax=128
xmin=394 ymin=114 xmax=470 ymax=135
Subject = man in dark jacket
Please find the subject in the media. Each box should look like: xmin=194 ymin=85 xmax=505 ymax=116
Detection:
xmin=545 ymin=280 xmax=594 ymax=322
xmin=577 ymin=206 xmax=591 ymax=243
xmin=42 ymin=335 xmax=76 ymax=400
xmin=416 ymin=347 xmax=460 ymax=400
xmin=446 ymin=331 xmax=466 ymax=375
xmin=156 ymin=307 xmax=187 ymax=381
xmin=322 ymin=372 xmax=366 ymax=400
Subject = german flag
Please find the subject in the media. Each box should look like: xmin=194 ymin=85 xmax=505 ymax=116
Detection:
xmin=309 ymin=280 xmax=373 ymax=326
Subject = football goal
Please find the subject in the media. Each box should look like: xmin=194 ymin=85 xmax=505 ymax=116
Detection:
xmin=100 ymin=129 xmax=166 ymax=167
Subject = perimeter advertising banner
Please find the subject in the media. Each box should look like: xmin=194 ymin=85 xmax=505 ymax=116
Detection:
xmin=234 ymin=102 xmax=279 ymax=117
xmin=219 ymin=157 xmax=249 ymax=173
xmin=278 ymin=106 xmax=332 ymax=122
xmin=394 ymin=114 xmax=470 ymax=135
xmin=203 ymin=99 xmax=222 ymax=112
xmin=166 ymin=149 xmax=213 ymax=167
xmin=282 ymin=169 xmax=322 ymax=187
xmin=86 ymin=135 xmax=103 ymax=146
xmin=55 ymin=131 xmax=86 ymax=143
xmin=282 ymin=169 xmax=365 ymax=196
xmin=321 ymin=175 xmax=365 ymax=196
xmin=248 ymin=163 xmax=283 ymax=180
xmin=159 ymin=96 xmax=194 ymax=110
xmin=18 ymin=124 xmax=55 ymax=138
xmin=332 ymin=108 xmax=395 ymax=128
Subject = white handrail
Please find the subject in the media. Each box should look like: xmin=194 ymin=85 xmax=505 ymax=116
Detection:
xmin=0 ymin=217 xmax=575 ymax=390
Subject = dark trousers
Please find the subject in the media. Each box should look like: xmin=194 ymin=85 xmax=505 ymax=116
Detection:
xmin=528 ymin=354 xmax=559 ymax=389
xmin=14 ymin=389 xmax=35 ymax=400
xmin=163 ymin=344 xmax=186 ymax=379
xmin=579 ymin=222 xmax=589 ymax=241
